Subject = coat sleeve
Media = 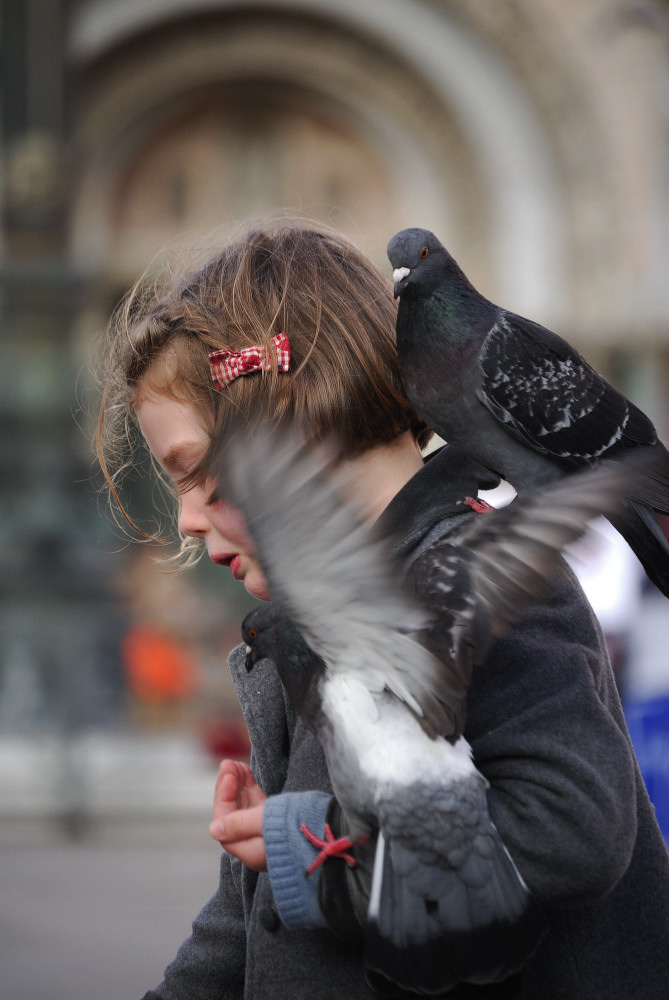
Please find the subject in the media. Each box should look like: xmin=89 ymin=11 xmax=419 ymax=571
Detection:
xmin=263 ymin=790 xmax=331 ymax=928
xmin=466 ymin=567 xmax=638 ymax=907
xmin=146 ymin=850 xmax=247 ymax=1000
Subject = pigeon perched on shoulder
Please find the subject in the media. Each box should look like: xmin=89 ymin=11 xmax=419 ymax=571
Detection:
xmin=387 ymin=227 xmax=669 ymax=597
xmin=219 ymin=429 xmax=665 ymax=995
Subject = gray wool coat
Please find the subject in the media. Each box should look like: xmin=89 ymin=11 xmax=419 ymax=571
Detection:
xmin=144 ymin=449 xmax=669 ymax=1000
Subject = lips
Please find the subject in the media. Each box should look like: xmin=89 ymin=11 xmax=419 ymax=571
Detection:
xmin=211 ymin=553 xmax=243 ymax=579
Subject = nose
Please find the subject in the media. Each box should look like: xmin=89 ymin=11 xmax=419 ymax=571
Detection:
xmin=178 ymin=485 xmax=210 ymax=539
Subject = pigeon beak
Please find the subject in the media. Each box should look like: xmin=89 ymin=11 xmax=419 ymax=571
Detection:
xmin=244 ymin=645 xmax=257 ymax=673
xmin=392 ymin=266 xmax=411 ymax=298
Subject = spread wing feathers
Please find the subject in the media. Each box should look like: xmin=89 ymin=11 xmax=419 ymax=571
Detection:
xmin=412 ymin=447 xmax=669 ymax=671
xmin=219 ymin=428 xmax=459 ymax=736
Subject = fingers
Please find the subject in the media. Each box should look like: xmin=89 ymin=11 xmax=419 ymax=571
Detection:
xmin=210 ymin=759 xmax=268 ymax=870
xmin=213 ymin=760 xmax=251 ymax=816
xmin=215 ymin=759 xmax=249 ymax=800
xmin=221 ymin=833 xmax=267 ymax=871
xmin=210 ymin=801 xmax=264 ymax=846
xmin=216 ymin=770 xmax=242 ymax=807
xmin=214 ymin=759 xmax=266 ymax=813
xmin=211 ymin=769 xmax=239 ymax=830
xmin=210 ymin=801 xmax=268 ymax=871
xmin=214 ymin=801 xmax=264 ymax=842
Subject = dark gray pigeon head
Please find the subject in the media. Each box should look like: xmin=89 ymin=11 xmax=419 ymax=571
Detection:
xmin=386 ymin=227 xmax=453 ymax=298
xmin=242 ymin=603 xmax=290 ymax=671
xmin=242 ymin=601 xmax=327 ymax=728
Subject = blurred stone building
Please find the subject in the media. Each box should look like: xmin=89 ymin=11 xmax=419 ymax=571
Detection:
xmin=2 ymin=0 xmax=669 ymax=734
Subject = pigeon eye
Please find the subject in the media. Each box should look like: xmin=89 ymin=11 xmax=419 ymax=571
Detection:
xmin=420 ymin=246 xmax=429 ymax=258
xmin=247 ymin=628 xmax=257 ymax=640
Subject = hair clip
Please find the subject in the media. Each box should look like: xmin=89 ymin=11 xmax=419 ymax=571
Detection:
xmin=209 ymin=332 xmax=290 ymax=390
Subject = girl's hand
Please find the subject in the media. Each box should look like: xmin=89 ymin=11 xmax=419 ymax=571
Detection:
xmin=209 ymin=759 xmax=268 ymax=871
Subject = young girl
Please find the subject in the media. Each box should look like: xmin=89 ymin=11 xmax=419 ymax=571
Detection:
xmin=96 ymin=220 xmax=669 ymax=999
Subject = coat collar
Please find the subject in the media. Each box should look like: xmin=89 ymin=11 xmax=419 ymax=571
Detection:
xmin=378 ymin=444 xmax=500 ymax=565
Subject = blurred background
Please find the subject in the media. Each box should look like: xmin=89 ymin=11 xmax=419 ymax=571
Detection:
xmin=1 ymin=1 xmax=669 ymax=997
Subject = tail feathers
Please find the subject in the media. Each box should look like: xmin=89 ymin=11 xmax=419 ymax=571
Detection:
xmin=608 ymin=501 xmax=669 ymax=597
xmin=605 ymin=442 xmax=669 ymax=597
xmin=627 ymin=441 xmax=669 ymax=514
xmin=364 ymin=829 xmax=547 ymax=995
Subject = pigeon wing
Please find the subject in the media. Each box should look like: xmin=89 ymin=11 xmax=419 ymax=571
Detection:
xmin=408 ymin=447 xmax=669 ymax=698
xmin=219 ymin=429 xmax=460 ymax=737
xmin=478 ymin=313 xmax=656 ymax=468
xmin=433 ymin=450 xmax=668 ymax=650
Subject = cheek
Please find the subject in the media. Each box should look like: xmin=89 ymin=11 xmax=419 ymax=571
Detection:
xmin=208 ymin=500 xmax=256 ymax=550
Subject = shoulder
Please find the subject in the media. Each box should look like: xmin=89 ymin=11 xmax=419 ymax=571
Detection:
xmin=466 ymin=561 xmax=614 ymax=739
xmin=484 ymin=561 xmax=607 ymax=678
xmin=381 ymin=444 xmax=501 ymax=562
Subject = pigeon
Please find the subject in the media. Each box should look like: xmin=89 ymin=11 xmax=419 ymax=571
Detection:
xmin=387 ymin=226 xmax=669 ymax=597
xmin=219 ymin=428 xmax=667 ymax=995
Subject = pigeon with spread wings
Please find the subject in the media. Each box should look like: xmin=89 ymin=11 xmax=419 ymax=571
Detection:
xmin=219 ymin=429 xmax=664 ymax=995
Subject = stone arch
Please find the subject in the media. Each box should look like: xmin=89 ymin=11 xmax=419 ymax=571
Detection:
xmin=70 ymin=0 xmax=565 ymax=314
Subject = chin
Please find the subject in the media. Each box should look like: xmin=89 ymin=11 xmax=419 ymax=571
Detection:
xmin=244 ymin=576 xmax=272 ymax=602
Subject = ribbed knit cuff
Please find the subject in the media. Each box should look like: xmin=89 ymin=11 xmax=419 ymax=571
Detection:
xmin=263 ymin=791 xmax=332 ymax=929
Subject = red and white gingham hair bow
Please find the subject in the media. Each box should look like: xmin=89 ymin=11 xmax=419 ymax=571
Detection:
xmin=209 ymin=332 xmax=290 ymax=390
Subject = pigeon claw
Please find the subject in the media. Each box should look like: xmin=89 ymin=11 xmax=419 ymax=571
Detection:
xmin=463 ymin=495 xmax=495 ymax=514
xmin=299 ymin=822 xmax=369 ymax=874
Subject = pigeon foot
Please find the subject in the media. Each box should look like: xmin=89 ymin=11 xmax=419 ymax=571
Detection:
xmin=299 ymin=822 xmax=369 ymax=874
xmin=463 ymin=496 xmax=495 ymax=513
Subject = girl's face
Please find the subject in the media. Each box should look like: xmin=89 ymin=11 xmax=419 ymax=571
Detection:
xmin=135 ymin=391 xmax=271 ymax=601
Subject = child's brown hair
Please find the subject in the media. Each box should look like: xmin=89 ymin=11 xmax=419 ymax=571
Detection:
xmin=95 ymin=219 xmax=430 ymax=545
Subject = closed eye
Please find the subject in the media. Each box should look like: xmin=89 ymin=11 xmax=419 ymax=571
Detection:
xmin=162 ymin=444 xmax=206 ymax=482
